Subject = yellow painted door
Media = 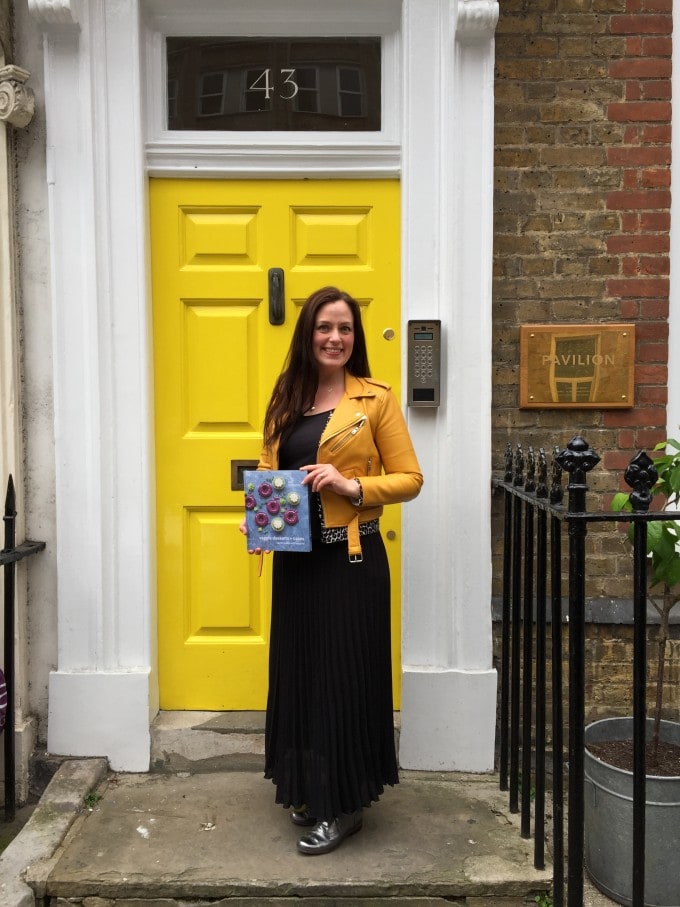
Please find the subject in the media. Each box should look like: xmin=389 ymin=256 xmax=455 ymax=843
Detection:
xmin=151 ymin=179 xmax=401 ymax=709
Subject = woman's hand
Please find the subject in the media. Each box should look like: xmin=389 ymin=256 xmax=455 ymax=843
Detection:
xmin=239 ymin=516 xmax=267 ymax=556
xmin=301 ymin=463 xmax=358 ymax=498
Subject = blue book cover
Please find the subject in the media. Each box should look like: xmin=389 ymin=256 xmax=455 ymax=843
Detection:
xmin=244 ymin=470 xmax=312 ymax=552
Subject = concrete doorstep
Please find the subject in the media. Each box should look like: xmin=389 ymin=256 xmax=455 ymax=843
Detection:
xmin=4 ymin=761 xmax=553 ymax=906
xmin=0 ymin=759 xmax=108 ymax=907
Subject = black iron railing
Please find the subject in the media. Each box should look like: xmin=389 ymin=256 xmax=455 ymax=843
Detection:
xmin=1 ymin=475 xmax=45 ymax=821
xmin=494 ymin=436 xmax=680 ymax=907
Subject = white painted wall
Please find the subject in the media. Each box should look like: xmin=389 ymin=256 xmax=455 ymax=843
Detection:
xmin=1 ymin=8 xmax=42 ymax=799
xmin=24 ymin=0 xmax=155 ymax=772
xmin=14 ymin=0 xmax=57 ymax=752
xmin=398 ymin=0 xmax=498 ymax=771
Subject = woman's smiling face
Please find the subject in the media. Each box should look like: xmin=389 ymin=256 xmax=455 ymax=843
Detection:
xmin=312 ymin=300 xmax=355 ymax=376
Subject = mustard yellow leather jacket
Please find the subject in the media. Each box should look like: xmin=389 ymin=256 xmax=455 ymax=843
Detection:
xmin=258 ymin=373 xmax=423 ymax=559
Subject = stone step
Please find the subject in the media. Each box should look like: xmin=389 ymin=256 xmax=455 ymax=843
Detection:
xmin=47 ymin=898 xmax=541 ymax=905
xmin=30 ymin=769 xmax=553 ymax=906
xmin=150 ymin=711 xmax=267 ymax=773
xmin=150 ymin=711 xmax=401 ymax=774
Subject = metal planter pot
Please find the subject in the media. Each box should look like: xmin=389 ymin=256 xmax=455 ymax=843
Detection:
xmin=585 ymin=717 xmax=680 ymax=907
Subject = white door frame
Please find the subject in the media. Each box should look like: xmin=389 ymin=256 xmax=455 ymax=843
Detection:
xmin=29 ymin=0 xmax=498 ymax=772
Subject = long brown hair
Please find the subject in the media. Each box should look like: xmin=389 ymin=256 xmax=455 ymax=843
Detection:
xmin=263 ymin=286 xmax=371 ymax=446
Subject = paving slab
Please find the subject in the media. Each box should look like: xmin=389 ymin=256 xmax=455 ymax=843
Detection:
xmin=32 ymin=770 xmax=552 ymax=903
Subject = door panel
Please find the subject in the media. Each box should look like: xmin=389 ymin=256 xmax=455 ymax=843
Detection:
xmin=151 ymin=179 xmax=400 ymax=709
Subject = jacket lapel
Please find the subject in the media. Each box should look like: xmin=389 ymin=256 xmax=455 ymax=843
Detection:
xmin=320 ymin=373 xmax=375 ymax=444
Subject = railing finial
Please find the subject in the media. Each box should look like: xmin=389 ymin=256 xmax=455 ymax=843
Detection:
xmin=526 ymin=446 xmax=536 ymax=493
xmin=550 ymin=447 xmax=564 ymax=504
xmin=4 ymin=474 xmax=15 ymax=516
xmin=555 ymin=436 xmax=600 ymax=485
xmin=555 ymin=436 xmax=600 ymax=515
xmin=624 ymin=450 xmax=658 ymax=512
xmin=3 ymin=476 xmax=16 ymax=552
xmin=504 ymin=441 xmax=513 ymax=482
xmin=536 ymin=448 xmax=548 ymax=499
xmin=513 ymin=443 xmax=525 ymax=487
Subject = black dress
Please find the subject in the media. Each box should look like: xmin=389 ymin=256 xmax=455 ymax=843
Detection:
xmin=264 ymin=410 xmax=398 ymax=821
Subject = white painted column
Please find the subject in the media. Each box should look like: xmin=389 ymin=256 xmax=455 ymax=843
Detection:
xmin=399 ymin=0 xmax=498 ymax=771
xmin=29 ymin=0 xmax=155 ymax=771
xmin=0 ymin=62 xmax=34 ymax=542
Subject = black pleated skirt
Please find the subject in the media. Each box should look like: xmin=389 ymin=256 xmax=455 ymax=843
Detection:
xmin=264 ymin=531 xmax=398 ymax=821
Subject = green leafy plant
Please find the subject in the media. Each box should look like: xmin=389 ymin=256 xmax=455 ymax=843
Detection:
xmin=611 ymin=438 xmax=680 ymax=767
xmin=83 ymin=792 xmax=102 ymax=809
xmin=534 ymin=892 xmax=553 ymax=907
xmin=517 ymin=770 xmax=536 ymax=802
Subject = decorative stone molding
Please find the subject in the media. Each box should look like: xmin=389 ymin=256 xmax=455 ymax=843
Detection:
xmin=0 ymin=66 xmax=35 ymax=129
xmin=456 ymin=0 xmax=499 ymax=45
xmin=27 ymin=0 xmax=79 ymax=28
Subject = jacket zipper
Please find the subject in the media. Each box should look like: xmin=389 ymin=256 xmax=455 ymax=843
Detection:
xmin=322 ymin=414 xmax=367 ymax=453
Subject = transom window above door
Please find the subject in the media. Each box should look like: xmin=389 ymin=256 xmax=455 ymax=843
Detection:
xmin=166 ymin=37 xmax=381 ymax=131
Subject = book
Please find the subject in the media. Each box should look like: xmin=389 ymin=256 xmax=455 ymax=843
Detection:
xmin=243 ymin=470 xmax=312 ymax=552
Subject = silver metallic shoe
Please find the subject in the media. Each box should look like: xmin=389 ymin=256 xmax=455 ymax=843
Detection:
xmin=290 ymin=806 xmax=316 ymax=827
xmin=296 ymin=809 xmax=363 ymax=855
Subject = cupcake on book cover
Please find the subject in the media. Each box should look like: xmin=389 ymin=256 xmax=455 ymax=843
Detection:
xmin=243 ymin=470 xmax=311 ymax=552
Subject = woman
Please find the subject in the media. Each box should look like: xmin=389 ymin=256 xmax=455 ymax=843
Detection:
xmin=241 ymin=286 xmax=422 ymax=855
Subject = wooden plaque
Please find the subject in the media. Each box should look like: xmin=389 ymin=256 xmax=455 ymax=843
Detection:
xmin=519 ymin=324 xmax=635 ymax=409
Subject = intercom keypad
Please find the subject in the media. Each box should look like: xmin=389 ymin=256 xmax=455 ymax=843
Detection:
xmin=407 ymin=320 xmax=441 ymax=407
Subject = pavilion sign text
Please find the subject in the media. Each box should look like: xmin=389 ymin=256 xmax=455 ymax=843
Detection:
xmin=519 ymin=324 xmax=635 ymax=409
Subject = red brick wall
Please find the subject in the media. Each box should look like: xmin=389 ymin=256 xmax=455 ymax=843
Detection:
xmin=603 ymin=0 xmax=672 ymax=465
xmin=493 ymin=0 xmax=673 ymax=600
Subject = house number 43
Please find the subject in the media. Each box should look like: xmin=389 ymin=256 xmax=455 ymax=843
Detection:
xmin=249 ymin=69 xmax=300 ymax=100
